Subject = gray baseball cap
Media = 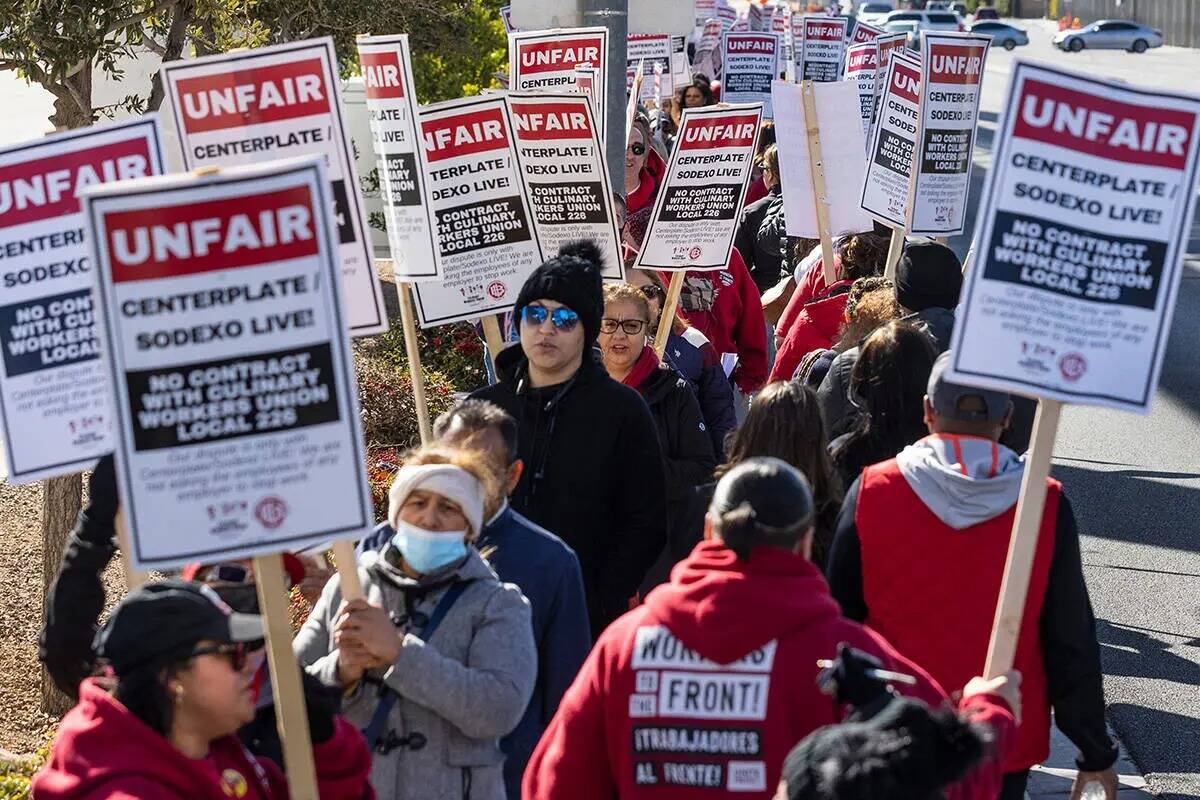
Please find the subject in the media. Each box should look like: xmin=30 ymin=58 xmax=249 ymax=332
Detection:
xmin=927 ymin=351 xmax=1012 ymax=423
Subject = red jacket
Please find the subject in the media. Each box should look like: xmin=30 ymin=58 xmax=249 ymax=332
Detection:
xmin=856 ymin=454 xmax=1058 ymax=771
xmin=627 ymin=148 xmax=668 ymax=217
xmin=768 ymin=280 xmax=852 ymax=384
xmin=672 ymin=248 xmax=768 ymax=393
xmin=775 ymin=246 xmax=832 ymax=340
xmin=523 ymin=540 xmax=1014 ymax=800
xmin=33 ymin=679 xmax=374 ymax=800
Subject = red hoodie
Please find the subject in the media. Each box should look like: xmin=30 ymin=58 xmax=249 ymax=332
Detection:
xmin=768 ymin=279 xmax=853 ymax=384
xmin=33 ymin=679 xmax=374 ymax=800
xmin=672 ymin=248 xmax=768 ymax=393
xmin=627 ymin=148 xmax=668 ymax=217
xmin=523 ymin=541 xmax=1015 ymax=800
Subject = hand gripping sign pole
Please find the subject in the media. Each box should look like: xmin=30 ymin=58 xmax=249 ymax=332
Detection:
xmin=800 ymin=82 xmax=837 ymax=286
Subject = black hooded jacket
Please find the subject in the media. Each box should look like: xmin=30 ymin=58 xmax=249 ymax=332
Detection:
xmin=471 ymin=344 xmax=667 ymax=633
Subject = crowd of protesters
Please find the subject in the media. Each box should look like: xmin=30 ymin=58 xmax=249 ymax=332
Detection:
xmin=27 ymin=61 xmax=1120 ymax=800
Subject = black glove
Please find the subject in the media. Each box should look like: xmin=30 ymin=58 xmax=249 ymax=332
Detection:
xmin=301 ymin=668 xmax=342 ymax=744
xmin=818 ymin=643 xmax=895 ymax=715
xmin=78 ymin=455 xmax=118 ymax=546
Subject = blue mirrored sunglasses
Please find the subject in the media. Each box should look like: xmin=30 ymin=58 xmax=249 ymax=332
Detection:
xmin=521 ymin=303 xmax=580 ymax=331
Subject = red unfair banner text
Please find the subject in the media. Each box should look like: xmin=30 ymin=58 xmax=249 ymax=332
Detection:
xmin=848 ymin=47 xmax=877 ymax=72
xmin=0 ymin=138 xmax=153 ymax=230
xmin=727 ymin=35 xmax=777 ymax=54
xmin=892 ymin=60 xmax=921 ymax=104
xmin=806 ymin=21 xmax=845 ymax=41
xmin=516 ymin=38 xmax=603 ymax=74
xmin=678 ymin=114 xmax=760 ymax=149
xmin=175 ymin=59 xmax=329 ymax=134
xmin=422 ymin=107 xmax=509 ymax=162
xmin=105 ymin=185 xmax=318 ymax=283
xmin=510 ymin=102 xmax=593 ymax=140
xmin=361 ymin=51 xmax=406 ymax=100
xmin=928 ymin=44 xmax=986 ymax=86
xmin=1013 ymin=79 xmax=1195 ymax=170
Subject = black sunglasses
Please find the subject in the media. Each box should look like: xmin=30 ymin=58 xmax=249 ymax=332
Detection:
xmin=190 ymin=641 xmax=260 ymax=671
xmin=638 ymin=284 xmax=664 ymax=301
xmin=627 ymin=142 xmax=646 ymax=156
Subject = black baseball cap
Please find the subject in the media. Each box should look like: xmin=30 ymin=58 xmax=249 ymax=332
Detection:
xmin=927 ymin=351 xmax=1012 ymax=423
xmin=95 ymin=579 xmax=264 ymax=676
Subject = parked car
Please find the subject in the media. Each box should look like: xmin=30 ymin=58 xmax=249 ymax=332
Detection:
xmin=969 ymin=20 xmax=1029 ymax=50
xmin=858 ymin=1 xmax=895 ymax=26
xmin=1054 ymin=19 xmax=1164 ymax=52
xmin=884 ymin=19 xmax=922 ymax=49
xmin=950 ymin=2 xmax=970 ymax=16
xmin=883 ymin=8 xmax=964 ymax=32
xmin=973 ymin=5 xmax=1000 ymax=20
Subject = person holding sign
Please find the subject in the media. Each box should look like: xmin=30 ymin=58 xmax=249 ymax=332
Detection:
xmin=296 ymin=447 xmax=536 ymax=800
xmin=471 ymin=241 xmax=667 ymax=633
xmin=34 ymin=581 xmax=373 ymax=800
xmin=626 ymin=114 xmax=668 ymax=216
xmin=827 ymin=353 xmax=1118 ymax=800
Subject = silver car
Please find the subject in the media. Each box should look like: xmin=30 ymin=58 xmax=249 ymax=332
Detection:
xmin=968 ymin=21 xmax=1029 ymax=51
xmin=1054 ymin=19 xmax=1164 ymax=53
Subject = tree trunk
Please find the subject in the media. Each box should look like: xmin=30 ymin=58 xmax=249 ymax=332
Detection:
xmin=41 ymin=474 xmax=83 ymax=716
xmin=147 ymin=1 xmax=195 ymax=111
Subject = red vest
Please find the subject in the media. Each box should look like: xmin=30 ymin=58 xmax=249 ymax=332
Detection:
xmin=855 ymin=456 xmax=1060 ymax=772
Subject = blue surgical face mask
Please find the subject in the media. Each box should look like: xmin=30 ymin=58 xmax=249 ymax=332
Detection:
xmin=390 ymin=521 xmax=468 ymax=574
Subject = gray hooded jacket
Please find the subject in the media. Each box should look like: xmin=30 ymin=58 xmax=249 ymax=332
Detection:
xmin=294 ymin=546 xmax=536 ymax=800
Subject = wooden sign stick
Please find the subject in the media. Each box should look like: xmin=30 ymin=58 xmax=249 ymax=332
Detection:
xmin=884 ymin=225 xmax=905 ymax=282
xmin=253 ymin=553 xmax=320 ymax=800
xmin=800 ymin=81 xmax=837 ymax=287
xmin=397 ymin=281 xmax=432 ymax=445
xmin=653 ymin=272 xmax=686 ymax=358
xmin=329 ymin=540 xmax=364 ymax=602
xmin=983 ymin=398 xmax=1063 ymax=678
xmin=482 ymin=315 xmax=506 ymax=364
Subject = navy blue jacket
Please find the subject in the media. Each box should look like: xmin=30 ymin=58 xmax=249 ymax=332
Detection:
xmin=357 ymin=506 xmax=591 ymax=799
xmin=663 ymin=327 xmax=737 ymax=458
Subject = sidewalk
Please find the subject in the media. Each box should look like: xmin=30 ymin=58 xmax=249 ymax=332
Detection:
xmin=1027 ymin=718 xmax=1152 ymax=799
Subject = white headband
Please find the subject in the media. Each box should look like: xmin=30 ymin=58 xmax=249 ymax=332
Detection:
xmin=387 ymin=463 xmax=484 ymax=539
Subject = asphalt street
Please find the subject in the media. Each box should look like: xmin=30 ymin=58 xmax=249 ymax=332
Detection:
xmin=948 ymin=21 xmax=1200 ymax=799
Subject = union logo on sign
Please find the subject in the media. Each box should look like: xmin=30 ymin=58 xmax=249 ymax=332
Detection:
xmin=1059 ymin=352 xmax=1087 ymax=382
xmin=688 ymin=246 xmax=702 ymax=260
xmin=255 ymin=496 xmax=288 ymax=529
xmin=487 ymin=280 xmax=507 ymax=299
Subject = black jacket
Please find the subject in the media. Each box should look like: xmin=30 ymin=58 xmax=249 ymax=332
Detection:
xmin=827 ymin=479 xmax=1118 ymax=772
xmin=471 ymin=345 xmax=667 ymax=633
xmin=734 ymin=185 xmax=786 ymax=295
xmin=635 ymin=365 xmax=717 ymax=592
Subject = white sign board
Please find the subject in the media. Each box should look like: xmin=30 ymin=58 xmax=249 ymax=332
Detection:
xmin=510 ymin=27 xmax=607 ymax=146
xmin=872 ymin=33 xmax=909 ymax=125
xmin=774 ymin=80 xmax=872 ymax=239
xmin=0 ymin=117 xmax=166 ymax=484
xmin=634 ymin=103 xmax=762 ymax=271
xmin=508 ymin=93 xmax=622 ymax=279
xmin=628 ymin=34 xmax=674 ymax=102
xmin=798 ymin=16 xmax=848 ymax=83
xmin=910 ymin=32 xmax=990 ymax=236
xmin=860 ymin=50 xmax=922 ymax=229
xmin=160 ymin=38 xmax=389 ymax=336
xmin=850 ymin=20 xmax=885 ymax=45
xmin=413 ymin=96 xmax=543 ymax=327
xmin=82 ymin=158 xmax=372 ymax=569
xmin=845 ymin=42 xmax=880 ymax=139
xmin=356 ymin=35 xmax=439 ymax=282
xmin=721 ymin=33 xmax=781 ymax=118
xmin=949 ymin=62 xmax=1200 ymax=412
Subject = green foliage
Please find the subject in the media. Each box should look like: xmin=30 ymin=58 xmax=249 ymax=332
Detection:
xmin=0 ymin=732 xmax=54 ymax=800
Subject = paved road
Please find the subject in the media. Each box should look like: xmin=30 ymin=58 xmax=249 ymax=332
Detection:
xmin=950 ymin=21 xmax=1200 ymax=799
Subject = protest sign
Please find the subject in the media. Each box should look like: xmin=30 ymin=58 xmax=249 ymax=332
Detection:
xmin=693 ymin=19 xmax=723 ymax=79
xmin=412 ymin=96 xmax=543 ymax=327
xmin=695 ymin=0 xmax=717 ymax=32
xmin=81 ymin=157 xmax=373 ymax=570
xmin=748 ymin=4 xmax=765 ymax=32
xmin=721 ymin=33 xmax=781 ymax=117
xmin=730 ymin=17 xmax=749 ymax=33
xmin=0 ymin=117 xmax=166 ymax=484
xmin=860 ymin=50 xmax=923 ymax=230
xmin=910 ymin=32 xmax=990 ymax=236
xmin=845 ymin=42 xmax=880 ymax=139
xmin=872 ymin=33 xmax=909 ymax=120
xmin=717 ymin=4 xmax=738 ymax=32
xmin=628 ymin=34 xmax=674 ymax=101
xmin=356 ymin=34 xmax=439 ymax=281
xmin=573 ymin=64 xmax=599 ymax=122
xmin=500 ymin=5 xmax=517 ymax=33
xmin=626 ymin=62 xmax=645 ymax=148
xmin=949 ymin=61 xmax=1200 ymax=412
xmin=798 ymin=16 xmax=848 ymax=83
xmin=851 ymin=19 xmax=885 ymax=45
xmin=775 ymin=80 xmax=872 ymax=242
xmin=634 ymin=103 xmax=762 ymax=272
xmin=509 ymin=28 xmax=608 ymax=142
xmin=508 ymin=93 xmax=622 ymax=279
xmin=160 ymin=39 xmax=388 ymax=337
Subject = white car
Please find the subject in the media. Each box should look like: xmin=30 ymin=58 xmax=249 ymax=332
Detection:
xmin=858 ymin=1 xmax=895 ymax=26
xmin=882 ymin=9 xmax=965 ymax=32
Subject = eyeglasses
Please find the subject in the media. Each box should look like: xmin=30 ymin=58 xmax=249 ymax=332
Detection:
xmin=190 ymin=642 xmax=255 ymax=671
xmin=521 ymin=303 xmax=580 ymax=332
xmin=638 ymin=284 xmax=664 ymax=301
xmin=600 ymin=317 xmax=648 ymax=335
xmin=627 ymin=142 xmax=646 ymax=156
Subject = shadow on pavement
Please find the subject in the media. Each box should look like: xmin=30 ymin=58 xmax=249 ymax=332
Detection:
xmin=1107 ymin=702 xmax=1200 ymax=800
